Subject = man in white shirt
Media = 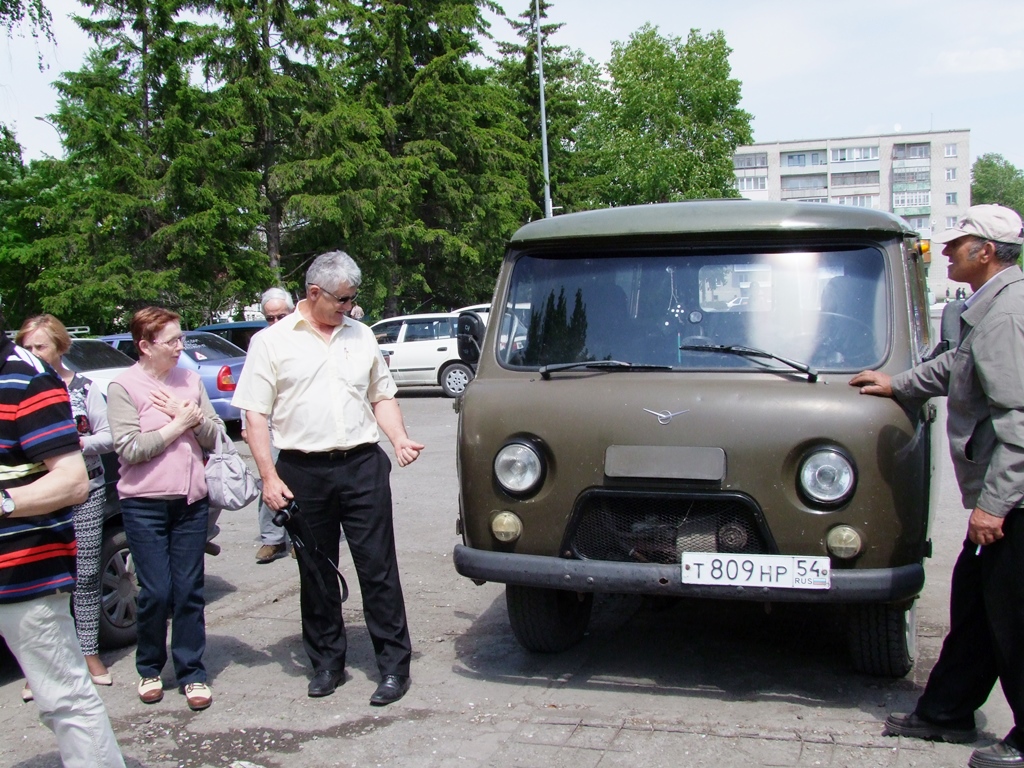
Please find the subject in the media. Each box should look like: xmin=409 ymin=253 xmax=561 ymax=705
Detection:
xmin=232 ymin=251 xmax=423 ymax=706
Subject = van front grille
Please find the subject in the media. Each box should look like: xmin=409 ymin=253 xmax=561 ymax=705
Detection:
xmin=568 ymin=491 xmax=773 ymax=565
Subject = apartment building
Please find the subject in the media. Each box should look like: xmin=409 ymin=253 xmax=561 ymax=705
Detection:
xmin=733 ymin=129 xmax=971 ymax=301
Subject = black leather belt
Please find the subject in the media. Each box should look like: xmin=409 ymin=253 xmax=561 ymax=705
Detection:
xmin=279 ymin=444 xmax=376 ymax=462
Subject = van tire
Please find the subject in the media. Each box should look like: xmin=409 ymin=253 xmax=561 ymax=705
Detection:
xmin=505 ymin=584 xmax=592 ymax=653
xmin=440 ymin=362 xmax=473 ymax=398
xmin=846 ymin=601 xmax=916 ymax=678
xmin=98 ymin=527 xmax=139 ymax=649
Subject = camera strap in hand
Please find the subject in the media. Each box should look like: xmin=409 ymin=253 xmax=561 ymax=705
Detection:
xmin=282 ymin=515 xmax=350 ymax=604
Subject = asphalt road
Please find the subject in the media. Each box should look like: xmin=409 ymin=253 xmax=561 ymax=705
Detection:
xmin=0 ymin=387 xmax=1010 ymax=768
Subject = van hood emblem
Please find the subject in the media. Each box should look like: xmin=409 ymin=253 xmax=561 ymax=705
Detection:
xmin=643 ymin=408 xmax=690 ymax=425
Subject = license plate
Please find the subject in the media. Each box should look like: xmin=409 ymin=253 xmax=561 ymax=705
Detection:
xmin=681 ymin=553 xmax=831 ymax=590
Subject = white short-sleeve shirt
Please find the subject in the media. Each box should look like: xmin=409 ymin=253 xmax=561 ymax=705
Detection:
xmin=232 ymin=301 xmax=397 ymax=452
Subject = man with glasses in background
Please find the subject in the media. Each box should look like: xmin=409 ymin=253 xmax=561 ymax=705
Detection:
xmin=241 ymin=287 xmax=295 ymax=563
xmin=233 ymin=251 xmax=423 ymax=706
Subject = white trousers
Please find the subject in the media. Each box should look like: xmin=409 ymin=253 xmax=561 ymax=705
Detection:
xmin=0 ymin=592 xmax=125 ymax=768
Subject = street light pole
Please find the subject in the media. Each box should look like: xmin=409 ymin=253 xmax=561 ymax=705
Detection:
xmin=535 ymin=0 xmax=553 ymax=218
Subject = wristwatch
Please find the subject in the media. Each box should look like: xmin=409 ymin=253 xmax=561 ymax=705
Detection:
xmin=0 ymin=489 xmax=14 ymax=517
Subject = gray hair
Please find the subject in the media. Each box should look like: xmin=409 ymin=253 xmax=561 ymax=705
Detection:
xmin=994 ymin=240 xmax=1023 ymax=266
xmin=261 ymin=287 xmax=294 ymax=312
xmin=969 ymin=236 xmax=1022 ymax=266
xmin=305 ymin=251 xmax=362 ymax=293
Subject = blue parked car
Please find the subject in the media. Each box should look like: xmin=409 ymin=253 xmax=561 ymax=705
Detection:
xmin=100 ymin=331 xmax=247 ymax=423
xmin=193 ymin=320 xmax=267 ymax=353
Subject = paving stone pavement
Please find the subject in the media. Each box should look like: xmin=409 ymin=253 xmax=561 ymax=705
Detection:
xmin=0 ymin=393 xmax=1011 ymax=767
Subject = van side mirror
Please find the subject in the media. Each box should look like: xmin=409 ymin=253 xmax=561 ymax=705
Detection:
xmin=457 ymin=311 xmax=485 ymax=365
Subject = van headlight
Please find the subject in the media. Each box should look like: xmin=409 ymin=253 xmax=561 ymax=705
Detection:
xmin=798 ymin=449 xmax=855 ymax=506
xmin=494 ymin=442 xmax=545 ymax=496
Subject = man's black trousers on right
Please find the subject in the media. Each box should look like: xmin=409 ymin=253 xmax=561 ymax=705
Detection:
xmin=276 ymin=445 xmax=412 ymax=679
xmin=916 ymin=510 xmax=1024 ymax=746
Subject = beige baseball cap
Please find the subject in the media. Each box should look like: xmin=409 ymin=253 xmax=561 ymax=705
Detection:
xmin=932 ymin=204 xmax=1023 ymax=245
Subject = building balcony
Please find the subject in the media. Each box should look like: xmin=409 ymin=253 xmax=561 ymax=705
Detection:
xmin=892 ymin=182 xmax=932 ymax=192
xmin=781 ymin=187 xmax=828 ymax=200
xmin=828 ymin=159 xmax=880 ymax=173
xmin=893 ymin=206 xmax=932 ymax=216
xmin=892 ymin=158 xmax=931 ymax=170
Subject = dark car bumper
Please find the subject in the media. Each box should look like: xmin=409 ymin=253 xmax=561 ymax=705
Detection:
xmin=453 ymin=544 xmax=924 ymax=604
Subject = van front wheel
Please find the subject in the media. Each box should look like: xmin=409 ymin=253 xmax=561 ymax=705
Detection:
xmin=846 ymin=601 xmax=917 ymax=678
xmin=505 ymin=584 xmax=593 ymax=653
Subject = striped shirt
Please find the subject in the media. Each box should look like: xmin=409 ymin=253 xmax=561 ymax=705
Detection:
xmin=0 ymin=337 xmax=81 ymax=603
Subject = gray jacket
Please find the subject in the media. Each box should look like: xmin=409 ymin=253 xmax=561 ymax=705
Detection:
xmin=891 ymin=265 xmax=1024 ymax=517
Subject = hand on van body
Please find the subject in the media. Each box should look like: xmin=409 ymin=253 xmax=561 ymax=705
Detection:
xmin=849 ymin=369 xmax=893 ymax=397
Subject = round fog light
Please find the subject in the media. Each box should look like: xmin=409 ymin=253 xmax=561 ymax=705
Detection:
xmin=491 ymin=511 xmax=523 ymax=543
xmin=826 ymin=525 xmax=862 ymax=559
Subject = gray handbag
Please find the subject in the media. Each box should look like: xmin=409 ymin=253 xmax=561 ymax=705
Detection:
xmin=205 ymin=427 xmax=262 ymax=510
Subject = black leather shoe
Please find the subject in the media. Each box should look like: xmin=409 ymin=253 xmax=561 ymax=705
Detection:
xmin=970 ymin=740 xmax=1024 ymax=768
xmin=884 ymin=711 xmax=977 ymax=743
xmin=307 ymin=669 xmax=344 ymax=698
xmin=369 ymin=674 xmax=410 ymax=706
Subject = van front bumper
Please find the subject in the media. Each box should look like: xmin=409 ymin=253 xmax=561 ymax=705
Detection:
xmin=453 ymin=544 xmax=924 ymax=604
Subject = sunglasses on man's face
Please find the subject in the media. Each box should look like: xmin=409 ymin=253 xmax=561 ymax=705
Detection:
xmin=265 ymin=313 xmax=290 ymax=323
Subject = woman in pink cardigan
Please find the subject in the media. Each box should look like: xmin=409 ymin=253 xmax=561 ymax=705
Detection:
xmin=106 ymin=307 xmax=222 ymax=712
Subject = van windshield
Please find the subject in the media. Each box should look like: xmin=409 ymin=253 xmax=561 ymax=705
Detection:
xmin=497 ymin=246 xmax=889 ymax=373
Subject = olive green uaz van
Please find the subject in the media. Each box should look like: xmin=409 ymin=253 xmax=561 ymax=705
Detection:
xmin=453 ymin=200 xmax=938 ymax=677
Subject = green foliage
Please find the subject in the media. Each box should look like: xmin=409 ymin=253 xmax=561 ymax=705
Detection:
xmin=2 ymin=1 xmax=757 ymax=328
xmin=972 ymin=154 xmax=1024 ymax=215
xmin=309 ymin=0 xmax=533 ymax=318
xmin=1 ymin=0 xmax=52 ymax=41
xmin=573 ymin=25 xmax=752 ymax=207
xmin=493 ymin=0 xmax=602 ymax=216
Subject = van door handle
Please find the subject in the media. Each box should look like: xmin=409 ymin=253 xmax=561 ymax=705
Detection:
xmin=437 ymin=346 xmax=448 ymax=351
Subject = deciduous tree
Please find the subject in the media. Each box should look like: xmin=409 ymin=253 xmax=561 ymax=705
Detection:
xmin=574 ymin=25 xmax=752 ymax=207
xmin=972 ymin=153 xmax=1024 ymax=215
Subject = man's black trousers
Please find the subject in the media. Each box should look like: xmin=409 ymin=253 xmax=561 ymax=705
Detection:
xmin=276 ymin=445 xmax=412 ymax=679
xmin=917 ymin=510 xmax=1024 ymax=745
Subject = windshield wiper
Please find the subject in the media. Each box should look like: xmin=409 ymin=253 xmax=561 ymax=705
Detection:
xmin=678 ymin=344 xmax=818 ymax=383
xmin=538 ymin=360 xmax=673 ymax=380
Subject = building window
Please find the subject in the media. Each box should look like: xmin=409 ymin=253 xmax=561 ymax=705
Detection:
xmin=945 ymin=168 xmax=957 ymax=181
xmin=833 ymin=195 xmax=880 ymax=208
xmin=946 ymin=192 xmax=958 ymax=205
xmin=946 ymin=216 xmax=958 ymax=228
xmin=831 ymin=149 xmax=880 ymax=164
xmin=781 ymin=174 xmax=827 ymax=190
xmin=796 ymin=197 xmax=828 ymax=203
xmin=734 ymin=153 xmax=768 ymax=169
xmin=893 ymin=191 xmax=931 ymax=207
xmin=944 ymin=143 xmax=958 ymax=158
xmin=904 ymin=216 xmax=929 ymax=231
xmin=832 ymin=146 xmax=879 ymax=162
xmin=893 ymin=143 xmax=931 ymax=160
xmin=893 ymin=169 xmax=931 ymax=185
xmin=832 ymin=171 xmax=880 ymax=186
xmin=735 ymin=176 xmax=767 ymax=191
xmin=785 ymin=153 xmax=806 ymax=167
xmin=810 ymin=152 xmax=827 ymax=166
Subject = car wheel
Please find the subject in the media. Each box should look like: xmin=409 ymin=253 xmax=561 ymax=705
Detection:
xmin=98 ymin=526 xmax=139 ymax=649
xmin=505 ymin=584 xmax=593 ymax=653
xmin=440 ymin=362 xmax=473 ymax=398
xmin=846 ymin=601 xmax=917 ymax=678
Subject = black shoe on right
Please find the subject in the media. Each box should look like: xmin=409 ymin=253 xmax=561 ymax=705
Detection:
xmin=307 ymin=669 xmax=344 ymax=698
xmin=884 ymin=711 xmax=977 ymax=743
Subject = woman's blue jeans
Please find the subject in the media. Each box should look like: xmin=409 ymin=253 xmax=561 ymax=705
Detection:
xmin=120 ymin=496 xmax=208 ymax=685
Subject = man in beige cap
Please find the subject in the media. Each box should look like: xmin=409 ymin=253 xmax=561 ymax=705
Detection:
xmin=850 ymin=204 xmax=1024 ymax=768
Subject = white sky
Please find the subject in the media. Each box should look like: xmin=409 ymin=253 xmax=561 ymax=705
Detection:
xmin=3 ymin=0 xmax=1023 ymax=169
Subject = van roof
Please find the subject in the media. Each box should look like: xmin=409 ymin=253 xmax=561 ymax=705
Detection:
xmin=510 ymin=200 xmax=917 ymax=244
